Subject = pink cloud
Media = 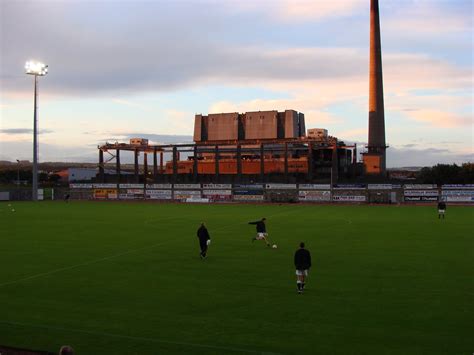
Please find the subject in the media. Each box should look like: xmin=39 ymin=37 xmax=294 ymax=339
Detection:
xmin=225 ymin=0 xmax=362 ymax=22
xmin=405 ymin=109 xmax=472 ymax=128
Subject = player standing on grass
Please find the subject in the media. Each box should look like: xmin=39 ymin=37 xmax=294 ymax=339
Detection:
xmin=294 ymin=242 xmax=312 ymax=294
xmin=249 ymin=218 xmax=270 ymax=247
xmin=197 ymin=222 xmax=211 ymax=259
xmin=437 ymin=200 xmax=447 ymax=219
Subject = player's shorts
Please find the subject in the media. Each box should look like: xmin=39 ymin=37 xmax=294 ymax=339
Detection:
xmin=438 ymin=209 xmax=445 ymax=214
xmin=256 ymin=233 xmax=268 ymax=240
xmin=296 ymin=269 xmax=308 ymax=276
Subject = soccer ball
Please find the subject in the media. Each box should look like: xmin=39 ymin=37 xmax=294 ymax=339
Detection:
xmin=272 ymin=244 xmax=278 ymax=249
xmin=11 ymin=209 xmax=15 ymax=212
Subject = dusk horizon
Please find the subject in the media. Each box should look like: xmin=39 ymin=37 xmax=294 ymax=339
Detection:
xmin=1 ymin=0 xmax=472 ymax=167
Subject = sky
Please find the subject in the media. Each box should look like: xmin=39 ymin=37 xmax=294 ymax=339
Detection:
xmin=0 ymin=0 xmax=472 ymax=167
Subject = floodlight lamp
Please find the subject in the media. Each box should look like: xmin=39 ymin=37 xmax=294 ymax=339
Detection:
xmin=25 ymin=61 xmax=48 ymax=76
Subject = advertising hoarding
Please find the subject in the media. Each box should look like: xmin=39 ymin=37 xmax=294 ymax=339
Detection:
xmin=146 ymin=190 xmax=172 ymax=200
xmin=298 ymin=184 xmax=330 ymax=190
xmin=367 ymin=184 xmax=393 ymax=190
xmin=92 ymin=183 xmax=117 ymax=188
xmin=94 ymin=189 xmax=117 ymax=199
xmin=265 ymin=183 xmax=297 ymax=190
xmin=404 ymin=190 xmax=439 ymax=196
xmin=70 ymin=183 xmax=93 ymax=189
xmin=404 ymin=184 xmax=437 ymax=189
xmin=441 ymin=184 xmax=474 ymax=190
xmin=174 ymin=184 xmax=201 ymax=189
xmin=441 ymin=190 xmax=474 ymax=202
xmin=119 ymin=184 xmax=143 ymax=188
xmin=333 ymin=184 xmax=366 ymax=190
xmin=333 ymin=195 xmax=366 ymax=202
xmin=233 ymin=195 xmax=264 ymax=201
xmin=174 ymin=190 xmax=201 ymax=200
xmin=202 ymin=184 xmax=232 ymax=189
xmin=298 ymin=190 xmax=331 ymax=201
xmin=146 ymin=184 xmax=172 ymax=189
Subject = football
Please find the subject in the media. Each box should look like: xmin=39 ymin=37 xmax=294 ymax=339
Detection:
xmin=272 ymin=244 xmax=277 ymax=249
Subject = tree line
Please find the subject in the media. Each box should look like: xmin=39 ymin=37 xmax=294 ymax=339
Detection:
xmin=418 ymin=163 xmax=474 ymax=184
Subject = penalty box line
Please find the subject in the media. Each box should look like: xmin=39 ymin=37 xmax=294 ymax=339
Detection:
xmin=0 ymin=320 xmax=279 ymax=354
xmin=0 ymin=206 xmax=301 ymax=288
xmin=0 ymin=240 xmax=171 ymax=288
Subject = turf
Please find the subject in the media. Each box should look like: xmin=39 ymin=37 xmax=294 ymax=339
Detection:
xmin=0 ymin=201 xmax=472 ymax=355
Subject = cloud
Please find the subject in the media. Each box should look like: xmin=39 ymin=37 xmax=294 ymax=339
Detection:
xmin=1 ymin=1 xmax=470 ymax=110
xmin=0 ymin=128 xmax=54 ymax=135
xmin=0 ymin=140 xmax=98 ymax=162
xmin=228 ymin=0 xmax=363 ymax=22
xmin=384 ymin=1 xmax=472 ymax=36
xmin=208 ymin=99 xmax=343 ymax=129
xmin=111 ymin=99 xmax=153 ymax=112
xmin=387 ymin=146 xmax=473 ymax=168
xmin=106 ymin=133 xmax=193 ymax=145
xmin=0 ymin=134 xmax=194 ymax=163
xmin=383 ymin=53 xmax=471 ymax=92
xmin=334 ymin=128 xmax=367 ymax=140
xmin=404 ymin=109 xmax=472 ymax=128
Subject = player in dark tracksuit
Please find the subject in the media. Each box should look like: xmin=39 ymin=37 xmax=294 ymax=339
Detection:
xmin=197 ymin=223 xmax=211 ymax=259
xmin=249 ymin=218 xmax=270 ymax=246
xmin=437 ymin=201 xmax=446 ymax=219
xmin=294 ymin=242 xmax=312 ymax=294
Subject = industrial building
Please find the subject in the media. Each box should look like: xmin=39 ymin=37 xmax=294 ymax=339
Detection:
xmin=194 ymin=110 xmax=305 ymax=142
xmin=97 ymin=109 xmax=356 ymax=184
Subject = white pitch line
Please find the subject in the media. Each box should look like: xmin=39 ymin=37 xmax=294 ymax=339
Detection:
xmin=1 ymin=320 xmax=278 ymax=354
xmin=0 ymin=206 xmax=301 ymax=288
xmin=0 ymin=240 xmax=171 ymax=288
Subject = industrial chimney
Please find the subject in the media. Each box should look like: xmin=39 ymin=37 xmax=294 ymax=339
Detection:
xmin=363 ymin=0 xmax=387 ymax=175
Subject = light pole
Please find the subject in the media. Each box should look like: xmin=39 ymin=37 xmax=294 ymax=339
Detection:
xmin=16 ymin=159 xmax=20 ymax=187
xmin=25 ymin=61 xmax=48 ymax=201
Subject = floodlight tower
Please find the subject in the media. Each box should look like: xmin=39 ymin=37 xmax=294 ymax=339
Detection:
xmin=25 ymin=61 xmax=48 ymax=201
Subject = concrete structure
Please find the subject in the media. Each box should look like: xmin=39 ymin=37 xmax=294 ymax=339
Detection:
xmin=208 ymin=113 xmax=239 ymax=141
xmin=244 ymin=111 xmax=278 ymax=139
xmin=298 ymin=113 xmax=306 ymax=137
xmin=194 ymin=110 xmax=306 ymax=142
xmin=364 ymin=0 xmax=387 ymax=175
xmin=65 ymin=168 xmax=132 ymax=182
xmin=307 ymin=128 xmax=328 ymax=140
xmin=130 ymin=138 xmax=149 ymax=146
xmin=68 ymin=168 xmax=97 ymax=182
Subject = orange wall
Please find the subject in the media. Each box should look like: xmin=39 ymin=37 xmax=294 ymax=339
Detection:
xmin=364 ymin=155 xmax=381 ymax=174
xmin=165 ymin=158 xmax=308 ymax=174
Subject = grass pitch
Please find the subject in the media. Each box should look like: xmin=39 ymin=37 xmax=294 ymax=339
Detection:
xmin=0 ymin=202 xmax=473 ymax=354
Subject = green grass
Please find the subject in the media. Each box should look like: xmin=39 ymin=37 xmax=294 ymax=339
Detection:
xmin=0 ymin=202 xmax=473 ymax=355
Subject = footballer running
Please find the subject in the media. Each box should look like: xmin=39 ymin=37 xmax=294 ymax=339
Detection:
xmin=249 ymin=218 xmax=271 ymax=247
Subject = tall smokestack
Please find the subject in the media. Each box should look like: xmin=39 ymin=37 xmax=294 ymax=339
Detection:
xmin=365 ymin=0 xmax=387 ymax=175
